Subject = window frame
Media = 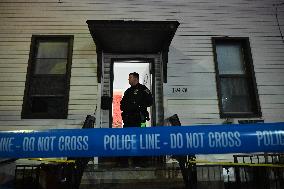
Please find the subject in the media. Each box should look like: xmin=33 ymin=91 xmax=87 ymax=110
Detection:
xmin=212 ymin=37 xmax=261 ymax=118
xmin=22 ymin=35 xmax=74 ymax=119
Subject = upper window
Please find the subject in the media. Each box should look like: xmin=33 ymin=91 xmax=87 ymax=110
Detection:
xmin=212 ymin=37 xmax=261 ymax=118
xmin=22 ymin=36 xmax=73 ymax=119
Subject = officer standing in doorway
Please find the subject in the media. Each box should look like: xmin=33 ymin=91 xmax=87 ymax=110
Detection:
xmin=120 ymin=72 xmax=153 ymax=167
xmin=120 ymin=72 xmax=153 ymax=128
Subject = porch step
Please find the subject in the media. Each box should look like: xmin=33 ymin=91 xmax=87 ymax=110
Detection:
xmin=80 ymin=166 xmax=185 ymax=189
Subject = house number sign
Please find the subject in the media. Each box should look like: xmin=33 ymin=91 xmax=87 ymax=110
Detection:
xmin=165 ymin=86 xmax=189 ymax=97
xmin=172 ymin=87 xmax=188 ymax=94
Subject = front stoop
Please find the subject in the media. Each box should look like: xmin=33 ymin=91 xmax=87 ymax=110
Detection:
xmin=80 ymin=166 xmax=185 ymax=189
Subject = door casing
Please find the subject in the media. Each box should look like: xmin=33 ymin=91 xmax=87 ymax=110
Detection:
xmin=100 ymin=53 xmax=164 ymax=128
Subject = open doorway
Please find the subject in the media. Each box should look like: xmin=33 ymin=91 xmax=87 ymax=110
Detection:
xmin=112 ymin=60 xmax=152 ymax=128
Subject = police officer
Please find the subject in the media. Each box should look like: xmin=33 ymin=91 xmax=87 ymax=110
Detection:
xmin=120 ymin=72 xmax=153 ymax=128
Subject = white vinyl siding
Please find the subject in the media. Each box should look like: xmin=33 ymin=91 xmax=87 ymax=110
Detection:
xmin=0 ymin=0 xmax=283 ymax=130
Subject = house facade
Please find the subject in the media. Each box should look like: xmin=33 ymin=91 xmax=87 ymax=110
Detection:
xmin=0 ymin=0 xmax=283 ymax=131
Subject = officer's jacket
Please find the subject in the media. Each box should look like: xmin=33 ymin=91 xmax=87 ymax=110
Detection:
xmin=120 ymin=83 xmax=153 ymax=113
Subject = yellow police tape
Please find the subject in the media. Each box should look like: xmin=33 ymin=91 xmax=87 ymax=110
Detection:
xmin=28 ymin=158 xmax=75 ymax=164
xmin=188 ymin=160 xmax=284 ymax=168
xmin=27 ymin=158 xmax=284 ymax=168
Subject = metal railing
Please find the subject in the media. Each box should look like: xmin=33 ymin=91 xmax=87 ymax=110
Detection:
xmin=175 ymin=153 xmax=284 ymax=189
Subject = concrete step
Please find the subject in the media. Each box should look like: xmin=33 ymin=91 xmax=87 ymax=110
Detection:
xmin=80 ymin=166 xmax=185 ymax=189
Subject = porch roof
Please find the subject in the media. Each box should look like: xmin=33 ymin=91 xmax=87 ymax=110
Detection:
xmin=86 ymin=20 xmax=179 ymax=53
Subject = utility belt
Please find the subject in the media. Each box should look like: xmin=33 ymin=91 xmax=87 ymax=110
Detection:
xmin=121 ymin=110 xmax=149 ymax=127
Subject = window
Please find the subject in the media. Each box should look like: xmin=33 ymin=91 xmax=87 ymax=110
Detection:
xmin=212 ymin=37 xmax=261 ymax=118
xmin=22 ymin=36 xmax=73 ymax=119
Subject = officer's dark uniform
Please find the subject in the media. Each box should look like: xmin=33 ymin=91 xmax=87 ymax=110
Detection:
xmin=119 ymin=83 xmax=153 ymax=167
xmin=120 ymin=83 xmax=153 ymax=127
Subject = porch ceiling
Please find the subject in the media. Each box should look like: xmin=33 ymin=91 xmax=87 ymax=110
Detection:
xmin=86 ymin=20 xmax=179 ymax=53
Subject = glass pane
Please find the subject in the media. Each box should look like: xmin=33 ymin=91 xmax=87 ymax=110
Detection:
xmin=37 ymin=41 xmax=68 ymax=58
xmin=30 ymin=77 xmax=66 ymax=95
xmin=31 ymin=97 xmax=48 ymax=113
xmin=34 ymin=59 xmax=67 ymax=74
xmin=220 ymin=78 xmax=253 ymax=113
xmin=31 ymin=96 xmax=65 ymax=116
xmin=216 ymin=43 xmax=245 ymax=74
